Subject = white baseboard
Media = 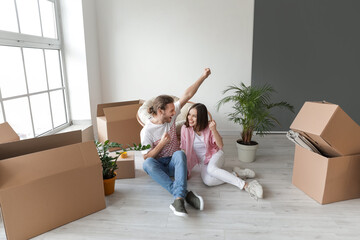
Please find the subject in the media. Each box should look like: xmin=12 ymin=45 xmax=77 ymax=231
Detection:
xmin=218 ymin=130 xmax=287 ymax=136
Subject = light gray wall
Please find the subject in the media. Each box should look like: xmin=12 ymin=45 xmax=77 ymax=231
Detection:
xmin=252 ymin=0 xmax=360 ymax=130
xmin=94 ymin=0 xmax=255 ymax=134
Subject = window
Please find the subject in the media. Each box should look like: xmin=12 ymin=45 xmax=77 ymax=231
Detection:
xmin=0 ymin=0 xmax=69 ymax=139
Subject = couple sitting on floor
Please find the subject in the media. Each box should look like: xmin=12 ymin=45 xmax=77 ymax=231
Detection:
xmin=140 ymin=68 xmax=263 ymax=217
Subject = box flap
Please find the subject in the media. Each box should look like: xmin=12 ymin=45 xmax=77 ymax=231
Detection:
xmin=290 ymin=102 xmax=338 ymax=135
xmin=0 ymin=141 xmax=105 ymax=240
xmin=103 ymin=103 xmax=142 ymax=122
xmin=0 ymin=141 xmax=98 ymax=189
xmin=302 ymin=132 xmax=341 ymax=157
xmin=107 ymin=118 xmax=142 ymax=145
xmin=0 ymin=130 xmax=82 ymax=160
xmin=97 ymin=100 xmax=142 ymax=117
xmin=321 ymin=107 xmax=360 ymax=156
xmin=0 ymin=122 xmax=20 ymax=144
xmin=290 ymin=101 xmax=360 ymax=156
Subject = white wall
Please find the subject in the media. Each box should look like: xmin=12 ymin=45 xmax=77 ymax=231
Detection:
xmin=82 ymin=0 xmax=103 ymax=136
xmin=59 ymin=0 xmax=92 ymax=121
xmin=94 ymin=0 xmax=255 ymax=134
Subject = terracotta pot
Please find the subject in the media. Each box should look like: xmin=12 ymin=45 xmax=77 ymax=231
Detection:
xmin=103 ymin=173 xmax=116 ymax=196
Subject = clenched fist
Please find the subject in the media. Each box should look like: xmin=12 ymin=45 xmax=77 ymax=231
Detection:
xmin=160 ymin=132 xmax=171 ymax=145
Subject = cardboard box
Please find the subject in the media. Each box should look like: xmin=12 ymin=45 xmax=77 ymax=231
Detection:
xmin=0 ymin=122 xmax=20 ymax=144
xmin=290 ymin=101 xmax=360 ymax=157
xmin=114 ymin=151 xmax=135 ymax=179
xmin=290 ymin=101 xmax=360 ymax=204
xmin=0 ymin=130 xmax=106 ymax=240
xmin=97 ymin=100 xmax=144 ymax=145
xmin=292 ymin=145 xmax=360 ymax=204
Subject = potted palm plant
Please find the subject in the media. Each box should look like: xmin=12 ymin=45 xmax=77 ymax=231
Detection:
xmin=95 ymin=140 xmax=150 ymax=195
xmin=217 ymin=83 xmax=294 ymax=162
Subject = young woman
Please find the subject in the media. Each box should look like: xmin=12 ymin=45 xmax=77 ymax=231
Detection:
xmin=180 ymin=103 xmax=263 ymax=200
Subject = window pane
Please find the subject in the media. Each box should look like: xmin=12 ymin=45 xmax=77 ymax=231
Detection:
xmin=45 ymin=49 xmax=62 ymax=89
xmin=39 ymin=0 xmax=57 ymax=39
xmin=0 ymin=0 xmax=19 ymax=33
xmin=0 ymin=105 xmax=4 ymax=123
xmin=0 ymin=46 xmax=27 ymax=98
xmin=16 ymin=0 xmax=42 ymax=36
xmin=50 ymin=90 xmax=67 ymax=127
xmin=30 ymin=93 xmax=52 ymax=135
xmin=23 ymin=48 xmax=48 ymax=93
xmin=3 ymin=97 xmax=33 ymax=139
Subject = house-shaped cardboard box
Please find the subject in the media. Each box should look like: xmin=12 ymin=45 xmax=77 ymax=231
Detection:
xmin=97 ymin=100 xmax=144 ymax=145
xmin=290 ymin=101 xmax=360 ymax=204
xmin=0 ymin=130 xmax=106 ymax=240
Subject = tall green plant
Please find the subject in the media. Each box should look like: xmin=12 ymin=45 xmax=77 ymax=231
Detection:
xmin=217 ymin=83 xmax=294 ymax=145
xmin=95 ymin=140 xmax=150 ymax=179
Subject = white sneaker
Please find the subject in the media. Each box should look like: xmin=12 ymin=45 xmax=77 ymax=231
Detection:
xmin=244 ymin=180 xmax=263 ymax=200
xmin=232 ymin=166 xmax=255 ymax=179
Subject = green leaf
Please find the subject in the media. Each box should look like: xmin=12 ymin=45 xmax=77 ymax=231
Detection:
xmin=216 ymin=83 xmax=294 ymax=143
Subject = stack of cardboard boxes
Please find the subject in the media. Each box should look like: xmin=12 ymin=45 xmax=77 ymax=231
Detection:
xmin=0 ymin=122 xmax=106 ymax=240
xmin=97 ymin=100 xmax=144 ymax=180
xmin=290 ymin=101 xmax=360 ymax=204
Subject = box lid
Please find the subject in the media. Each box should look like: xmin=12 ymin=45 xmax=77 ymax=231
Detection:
xmin=290 ymin=101 xmax=360 ymax=156
xmin=0 ymin=130 xmax=82 ymax=160
xmin=97 ymin=100 xmax=143 ymax=117
xmin=103 ymin=103 xmax=142 ymax=122
xmin=0 ymin=122 xmax=20 ymax=144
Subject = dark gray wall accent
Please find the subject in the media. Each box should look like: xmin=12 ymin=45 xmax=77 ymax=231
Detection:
xmin=252 ymin=0 xmax=360 ymax=130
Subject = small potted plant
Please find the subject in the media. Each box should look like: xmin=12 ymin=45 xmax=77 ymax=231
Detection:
xmin=95 ymin=140 xmax=150 ymax=195
xmin=217 ymin=83 xmax=294 ymax=162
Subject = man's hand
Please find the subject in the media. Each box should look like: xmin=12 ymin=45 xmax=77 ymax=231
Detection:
xmin=203 ymin=68 xmax=211 ymax=78
xmin=143 ymin=132 xmax=171 ymax=159
xmin=209 ymin=120 xmax=217 ymax=132
xmin=160 ymin=132 xmax=171 ymax=146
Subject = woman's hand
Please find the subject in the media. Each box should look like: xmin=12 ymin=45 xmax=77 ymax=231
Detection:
xmin=209 ymin=120 xmax=217 ymax=132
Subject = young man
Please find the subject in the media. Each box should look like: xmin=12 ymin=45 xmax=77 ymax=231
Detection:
xmin=141 ymin=68 xmax=211 ymax=217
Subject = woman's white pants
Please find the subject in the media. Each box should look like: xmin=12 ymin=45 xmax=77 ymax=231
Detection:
xmin=200 ymin=150 xmax=245 ymax=189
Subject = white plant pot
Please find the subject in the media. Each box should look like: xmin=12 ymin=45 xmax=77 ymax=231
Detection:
xmin=236 ymin=141 xmax=259 ymax=163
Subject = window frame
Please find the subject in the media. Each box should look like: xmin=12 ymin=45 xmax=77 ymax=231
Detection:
xmin=0 ymin=0 xmax=71 ymax=138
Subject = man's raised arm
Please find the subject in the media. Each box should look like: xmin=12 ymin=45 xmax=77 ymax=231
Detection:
xmin=179 ymin=68 xmax=211 ymax=108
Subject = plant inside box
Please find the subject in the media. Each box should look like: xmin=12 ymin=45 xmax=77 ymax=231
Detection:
xmin=217 ymin=83 xmax=294 ymax=162
xmin=95 ymin=140 xmax=150 ymax=195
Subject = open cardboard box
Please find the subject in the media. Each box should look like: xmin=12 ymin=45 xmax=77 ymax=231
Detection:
xmin=97 ymin=100 xmax=144 ymax=145
xmin=0 ymin=129 xmax=106 ymax=240
xmin=290 ymin=101 xmax=360 ymax=204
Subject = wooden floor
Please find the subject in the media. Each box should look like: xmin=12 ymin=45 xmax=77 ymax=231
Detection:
xmin=1 ymin=134 xmax=360 ymax=239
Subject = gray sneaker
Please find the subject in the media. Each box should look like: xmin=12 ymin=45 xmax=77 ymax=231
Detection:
xmin=244 ymin=180 xmax=263 ymax=200
xmin=185 ymin=191 xmax=204 ymax=211
xmin=232 ymin=166 xmax=255 ymax=179
xmin=169 ymin=198 xmax=188 ymax=217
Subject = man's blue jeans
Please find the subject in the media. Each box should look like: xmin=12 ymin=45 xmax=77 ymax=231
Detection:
xmin=143 ymin=150 xmax=187 ymax=199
